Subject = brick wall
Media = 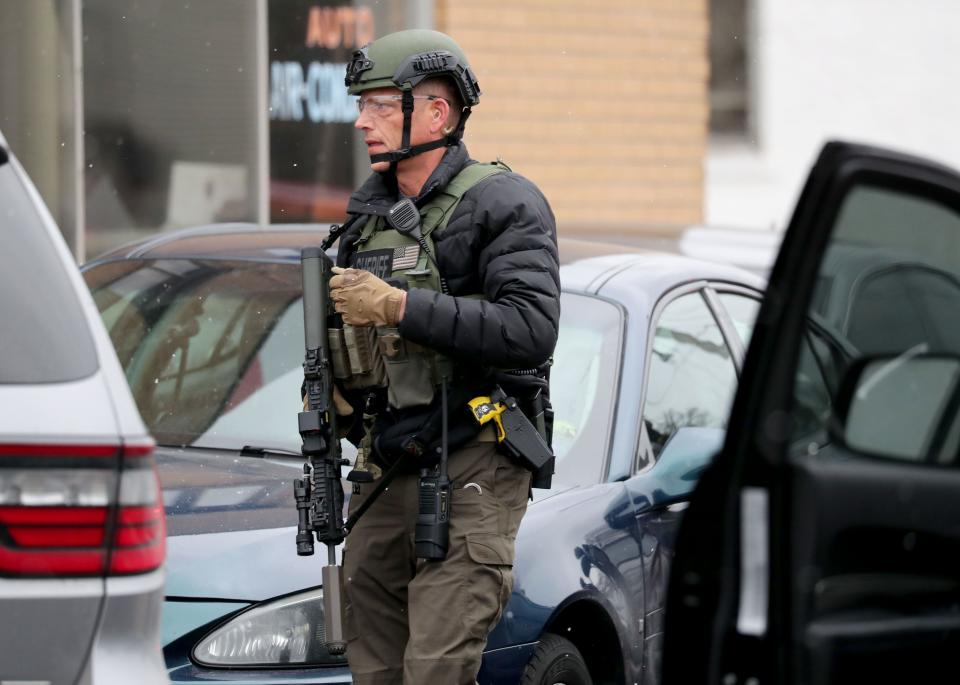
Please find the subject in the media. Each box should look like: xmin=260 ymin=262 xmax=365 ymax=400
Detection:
xmin=437 ymin=0 xmax=708 ymax=237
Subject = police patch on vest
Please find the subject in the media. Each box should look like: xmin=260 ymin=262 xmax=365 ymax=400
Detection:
xmin=350 ymin=245 xmax=420 ymax=278
xmin=351 ymin=249 xmax=393 ymax=279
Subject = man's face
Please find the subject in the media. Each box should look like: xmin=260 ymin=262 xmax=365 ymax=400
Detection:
xmin=354 ymin=87 xmax=440 ymax=173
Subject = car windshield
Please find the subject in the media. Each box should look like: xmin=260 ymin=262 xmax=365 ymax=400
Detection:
xmin=82 ymin=258 xmax=620 ymax=487
xmin=549 ymin=293 xmax=621 ymax=486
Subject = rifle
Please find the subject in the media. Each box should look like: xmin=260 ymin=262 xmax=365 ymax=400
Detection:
xmin=294 ymin=244 xmax=415 ymax=655
xmin=295 ymin=246 xmax=348 ymax=655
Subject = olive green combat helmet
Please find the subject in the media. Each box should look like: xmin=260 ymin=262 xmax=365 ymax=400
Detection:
xmin=345 ymin=29 xmax=480 ymax=166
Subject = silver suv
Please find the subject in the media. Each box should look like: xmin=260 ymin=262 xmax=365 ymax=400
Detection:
xmin=0 ymin=132 xmax=168 ymax=685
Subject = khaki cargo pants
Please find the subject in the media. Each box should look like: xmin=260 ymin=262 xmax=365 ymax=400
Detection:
xmin=343 ymin=431 xmax=531 ymax=684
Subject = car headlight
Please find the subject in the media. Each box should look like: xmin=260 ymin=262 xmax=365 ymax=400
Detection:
xmin=192 ymin=588 xmax=347 ymax=667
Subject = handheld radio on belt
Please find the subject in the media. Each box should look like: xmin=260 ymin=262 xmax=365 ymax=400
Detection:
xmin=414 ymin=376 xmax=452 ymax=560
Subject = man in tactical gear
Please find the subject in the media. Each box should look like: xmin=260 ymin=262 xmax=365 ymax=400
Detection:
xmin=328 ymin=29 xmax=559 ymax=684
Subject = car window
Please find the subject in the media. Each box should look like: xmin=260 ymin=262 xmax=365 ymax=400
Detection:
xmin=792 ymin=184 xmax=960 ymax=462
xmin=551 ymin=292 xmax=622 ymax=487
xmin=791 ymin=330 xmax=834 ymax=444
xmin=0 ymin=164 xmax=97 ymax=383
xmin=643 ymin=291 xmax=739 ymax=459
xmin=83 ymin=259 xmax=622 ymax=480
xmin=717 ymin=291 xmax=761 ymax=348
xmin=84 ymin=258 xmax=304 ymax=450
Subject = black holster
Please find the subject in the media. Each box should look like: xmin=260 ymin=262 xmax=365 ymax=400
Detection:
xmin=492 ymin=388 xmax=553 ymax=476
xmin=527 ymin=391 xmax=555 ymax=488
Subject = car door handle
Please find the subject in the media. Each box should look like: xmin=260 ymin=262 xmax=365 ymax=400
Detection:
xmin=666 ymin=501 xmax=689 ymax=512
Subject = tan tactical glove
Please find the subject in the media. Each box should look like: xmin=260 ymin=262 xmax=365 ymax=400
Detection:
xmin=329 ymin=266 xmax=405 ymax=327
xmin=302 ymin=385 xmax=354 ymax=417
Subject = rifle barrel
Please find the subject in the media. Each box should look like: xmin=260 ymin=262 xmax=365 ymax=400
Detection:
xmin=301 ymin=247 xmax=328 ymax=354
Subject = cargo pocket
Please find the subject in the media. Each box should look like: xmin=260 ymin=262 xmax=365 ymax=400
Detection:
xmin=377 ymin=326 xmax=435 ymax=409
xmin=461 ymin=533 xmax=515 ymax=640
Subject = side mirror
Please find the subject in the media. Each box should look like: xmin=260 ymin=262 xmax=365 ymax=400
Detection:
xmin=649 ymin=426 xmax=725 ymax=507
xmin=835 ymin=353 xmax=960 ymax=462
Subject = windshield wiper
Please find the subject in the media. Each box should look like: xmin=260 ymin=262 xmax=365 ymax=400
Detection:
xmin=153 ymin=442 xmax=304 ymax=458
xmin=239 ymin=445 xmax=303 ymax=458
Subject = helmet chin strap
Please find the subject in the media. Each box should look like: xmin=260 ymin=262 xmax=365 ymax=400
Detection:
xmin=369 ymin=88 xmax=473 ymax=171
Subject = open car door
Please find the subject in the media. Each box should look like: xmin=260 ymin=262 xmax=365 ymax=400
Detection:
xmin=663 ymin=141 xmax=960 ymax=685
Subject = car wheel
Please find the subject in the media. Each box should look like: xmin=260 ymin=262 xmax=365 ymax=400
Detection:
xmin=521 ymin=632 xmax=592 ymax=685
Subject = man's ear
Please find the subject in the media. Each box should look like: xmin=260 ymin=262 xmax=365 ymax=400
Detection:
xmin=428 ymin=97 xmax=451 ymax=135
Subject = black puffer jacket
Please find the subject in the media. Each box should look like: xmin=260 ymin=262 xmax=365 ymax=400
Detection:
xmin=338 ymin=143 xmax=560 ymax=372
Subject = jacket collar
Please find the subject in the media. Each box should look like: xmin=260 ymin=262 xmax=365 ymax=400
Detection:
xmin=347 ymin=143 xmax=472 ymax=215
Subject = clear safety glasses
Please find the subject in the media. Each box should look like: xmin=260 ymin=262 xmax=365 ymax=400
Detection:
xmin=356 ymin=94 xmax=445 ymax=118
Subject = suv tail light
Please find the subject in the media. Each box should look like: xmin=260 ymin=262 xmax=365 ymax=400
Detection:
xmin=0 ymin=438 xmax=165 ymax=577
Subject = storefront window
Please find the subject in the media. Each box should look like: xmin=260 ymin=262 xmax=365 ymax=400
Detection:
xmin=82 ymin=1 xmax=261 ymax=258
xmin=2 ymin=0 xmax=421 ymax=261
xmin=268 ymin=1 xmax=401 ymax=223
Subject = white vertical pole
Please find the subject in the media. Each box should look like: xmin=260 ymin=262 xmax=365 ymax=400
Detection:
xmin=70 ymin=0 xmax=86 ymax=262
xmin=255 ymin=0 xmax=270 ymax=227
xmin=407 ymin=0 xmax=438 ymax=29
xmin=407 ymin=0 xmax=434 ymax=29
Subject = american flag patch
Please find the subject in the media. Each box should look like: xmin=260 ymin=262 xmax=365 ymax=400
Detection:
xmin=393 ymin=244 xmax=420 ymax=270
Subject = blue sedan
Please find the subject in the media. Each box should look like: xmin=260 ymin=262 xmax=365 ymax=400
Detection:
xmin=81 ymin=225 xmax=764 ymax=685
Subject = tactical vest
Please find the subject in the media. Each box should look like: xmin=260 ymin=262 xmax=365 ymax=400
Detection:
xmin=329 ymin=160 xmax=510 ymax=411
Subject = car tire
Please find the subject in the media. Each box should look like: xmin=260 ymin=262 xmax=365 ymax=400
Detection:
xmin=520 ymin=632 xmax=592 ymax=685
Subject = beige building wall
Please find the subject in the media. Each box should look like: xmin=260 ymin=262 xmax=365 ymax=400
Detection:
xmin=437 ymin=0 xmax=708 ymax=237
